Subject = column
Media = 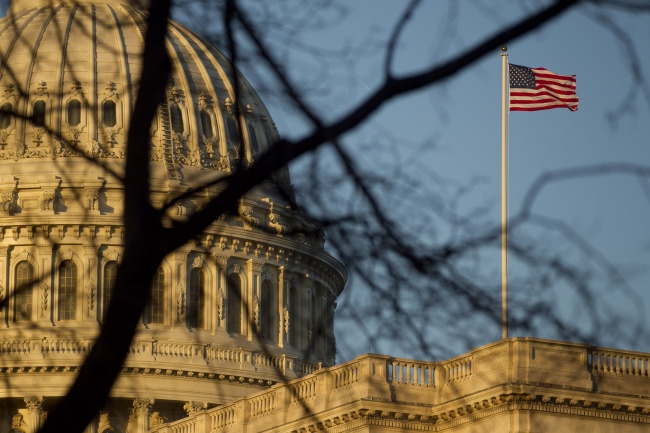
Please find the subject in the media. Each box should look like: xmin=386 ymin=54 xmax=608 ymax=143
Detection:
xmin=131 ymin=398 xmax=153 ymax=433
xmin=278 ymin=266 xmax=286 ymax=347
xmin=24 ymin=396 xmax=44 ymax=433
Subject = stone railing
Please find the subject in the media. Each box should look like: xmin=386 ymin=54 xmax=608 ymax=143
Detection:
xmin=0 ymin=336 xmax=321 ymax=382
xmin=148 ymin=338 xmax=650 ymax=433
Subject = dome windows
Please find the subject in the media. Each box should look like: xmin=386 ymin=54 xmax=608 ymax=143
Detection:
xmin=67 ymin=99 xmax=81 ymax=126
xmin=261 ymin=280 xmax=277 ymax=342
xmin=102 ymin=100 xmax=117 ymax=127
xmin=0 ymin=102 xmax=12 ymax=129
xmin=14 ymin=261 xmax=33 ymax=322
xmin=170 ymin=103 xmax=184 ymax=134
xmin=226 ymin=116 xmax=240 ymax=146
xmin=32 ymin=100 xmax=46 ymax=126
xmin=58 ymin=260 xmax=78 ymax=321
xmin=227 ymin=273 xmax=242 ymax=334
xmin=103 ymin=261 xmax=118 ymax=321
xmin=187 ymin=268 xmax=206 ymax=329
xmin=247 ymin=122 xmax=259 ymax=153
xmin=148 ymin=267 xmax=166 ymax=325
xmin=200 ymin=109 xmax=214 ymax=139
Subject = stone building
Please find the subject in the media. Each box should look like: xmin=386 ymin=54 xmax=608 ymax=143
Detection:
xmin=1 ymin=1 xmax=649 ymax=433
xmin=0 ymin=0 xmax=345 ymax=431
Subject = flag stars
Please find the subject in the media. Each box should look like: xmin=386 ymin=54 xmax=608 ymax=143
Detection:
xmin=509 ymin=64 xmax=536 ymax=89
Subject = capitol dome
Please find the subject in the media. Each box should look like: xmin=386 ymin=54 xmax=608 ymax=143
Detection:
xmin=0 ymin=1 xmax=346 ymax=431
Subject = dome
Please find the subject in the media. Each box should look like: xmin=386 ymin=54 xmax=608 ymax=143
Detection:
xmin=0 ymin=0 xmax=346 ymax=429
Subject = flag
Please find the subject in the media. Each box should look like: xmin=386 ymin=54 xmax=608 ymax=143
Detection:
xmin=509 ymin=64 xmax=578 ymax=112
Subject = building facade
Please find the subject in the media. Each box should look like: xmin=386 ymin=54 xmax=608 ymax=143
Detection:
xmin=0 ymin=0 xmax=345 ymax=431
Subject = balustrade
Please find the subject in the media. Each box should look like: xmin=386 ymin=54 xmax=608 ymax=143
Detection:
xmin=210 ymin=406 xmax=236 ymax=431
xmin=249 ymin=391 xmax=276 ymax=417
xmin=388 ymin=359 xmax=436 ymax=387
xmin=442 ymin=356 xmax=472 ymax=383
xmin=331 ymin=362 xmax=359 ymax=390
xmin=169 ymin=419 xmax=197 ymax=433
xmin=590 ymin=349 xmax=650 ymax=378
xmin=290 ymin=377 xmax=317 ymax=404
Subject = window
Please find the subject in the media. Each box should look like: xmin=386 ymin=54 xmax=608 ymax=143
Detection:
xmin=289 ymin=287 xmax=299 ymax=348
xmin=32 ymin=100 xmax=46 ymax=126
xmin=67 ymin=100 xmax=81 ymax=126
xmin=247 ymin=123 xmax=259 ymax=152
xmin=187 ymin=268 xmax=205 ymax=329
xmin=103 ymin=261 xmax=118 ymax=321
xmin=226 ymin=116 xmax=239 ymax=145
xmin=59 ymin=260 xmax=77 ymax=320
xmin=148 ymin=267 xmax=165 ymax=324
xmin=170 ymin=103 xmax=184 ymax=133
xmin=102 ymin=100 xmax=117 ymax=127
xmin=0 ymin=102 xmax=12 ymax=129
xmin=14 ymin=261 xmax=33 ymax=322
xmin=226 ymin=274 xmax=242 ymax=334
xmin=200 ymin=109 xmax=214 ymax=139
xmin=261 ymin=280 xmax=276 ymax=341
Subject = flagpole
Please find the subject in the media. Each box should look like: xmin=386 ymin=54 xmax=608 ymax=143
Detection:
xmin=501 ymin=46 xmax=508 ymax=340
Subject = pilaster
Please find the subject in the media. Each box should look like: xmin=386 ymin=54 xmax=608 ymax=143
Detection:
xmin=172 ymin=250 xmax=189 ymax=327
xmin=278 ymin=266 xmax=286 ymax=347
xmin=247 ymin=259 xmax=263 ymax=341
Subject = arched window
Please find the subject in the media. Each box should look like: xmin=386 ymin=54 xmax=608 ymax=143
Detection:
xmin=14 ymin=261 xmax=33 ymax=322
xmin=170 ymin=103 xmax=184 ymax=133
xmin=67 ymin=100 xmax=81 ymax=126
xmin=102 ymin=100 xmax=117 ymax=127
xmin=0 ymin=102 xmax=12 ymax=129
xmin=247 ymin=123 xmax=259 ymax=153
xmin=226 ymin=274 xmax=242 ymax=334
xmin=32 ymin=100 xmax=46 ymax=126
xmin=148 ymin=267 xmax=165 ymax=324
xmin=187 ymin=268 xmax=205 ymax=329
xmin=289 ymin=287 xmax=299 ymax=348
xmin=59 ymin=260 xmax=77 ymax=320
xmin=200 ymin=109 xmax=214 ymax=139
xmin=226 ymin=116 xmax=239 ymax=146
xmin=103 ymin=261 xmax=118 ymax=321
xmin=261 ymin=280 xmax=276 ymax=342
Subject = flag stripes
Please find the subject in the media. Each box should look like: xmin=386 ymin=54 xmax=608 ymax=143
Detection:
xmin=509 ymin=64 xmax=578 ymax=112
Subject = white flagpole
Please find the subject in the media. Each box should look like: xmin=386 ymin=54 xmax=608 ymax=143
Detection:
xmin=501 ymin=46 xmax=508 ymax=340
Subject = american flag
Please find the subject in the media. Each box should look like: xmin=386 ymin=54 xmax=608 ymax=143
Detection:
xmin=509 ymin=64 xmax=578 ymax=112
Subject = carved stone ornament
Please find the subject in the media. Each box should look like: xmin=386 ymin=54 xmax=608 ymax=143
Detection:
xmin=70 ymin=81 xmax=83 ymax=96
xmin=132 ymin=398 xmax=154 ymax=413
xmin=192 ymin=256 xmax=204 ymax=269
xmin=217 ymin=291 xmax=224 ymax=322
xmin=0 ymin=190 xmax=15 ymax=216
xmin=35 ymin=81 xmax=48 ymax=96
xmin=24 ymin=396 xmax=44 ymax=411
xmin=283 ymin=306 xmax=289 ymax=334
xmin=41 ymin=283 xmax=49 ymax=311
xmin=0 ymin=284 xmax=5 ymax=301
xmin=183 ymin=401 xmax=207 ymax=416
xmin=149 ymin=412 xmax=167 ymax=428
xmin=232 ymin=263 xmax=241 ymax=274
xmin=104 ymin=81 xmax=118 ymax=98
xmin=41 ymin=189 xmax=56 ymax=211
xmin=177 ymin=285 xmax=185 ymax=319
xmin=86 ymin=188 xmax=99 ymax=211
xmin=88 ymin=283 xmax=96 ymax=312
xmin=253 ymin=296 xmax=259 ymax=327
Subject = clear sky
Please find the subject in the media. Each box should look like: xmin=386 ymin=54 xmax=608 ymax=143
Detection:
xmin=236 ymin=1 xmax=650 ymax=360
